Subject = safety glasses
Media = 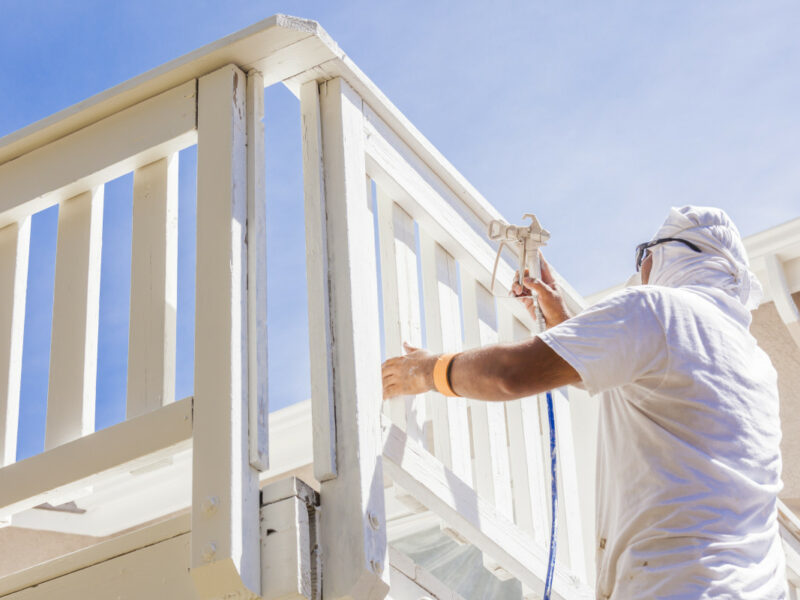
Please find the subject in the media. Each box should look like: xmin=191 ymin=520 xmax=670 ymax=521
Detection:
xmin=635 ymin=237 xmax=702 ymax=271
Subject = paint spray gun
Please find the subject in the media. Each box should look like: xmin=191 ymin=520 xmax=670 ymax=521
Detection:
xmin=488 ymin=213 xmax=551 ymax=329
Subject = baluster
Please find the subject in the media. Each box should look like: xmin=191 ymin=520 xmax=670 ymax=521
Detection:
xmin=553 ymin=388 xmax=587 ymax=581
xmin=0 ymin=219 xmax=30 ymax=466
xmin=498 ymin=309 xmax=550 ymax=545
xmin=377 ymin=188 xmax=425 ymax=446
xmin=127 ymin=155 xmax=178 ymax=419
xmin=45 ymin=188 xmax=103 ymax=450
xmin=246 ymin=69 xmax=268 ymax=471
xmin=418 ymin=229 xmax=472 ymax=485
xmin=300 ymin=79 xmax=337 ymax=482
xmin=460 ymin=270 xmax=513 ymax=518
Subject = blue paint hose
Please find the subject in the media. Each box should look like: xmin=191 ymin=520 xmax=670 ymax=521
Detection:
xmin=543 ymin=389 xmax=557 ymax=600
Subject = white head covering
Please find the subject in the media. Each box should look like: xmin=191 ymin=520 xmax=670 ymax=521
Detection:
xmin=646 ymin=206 xmax=762 ymax=310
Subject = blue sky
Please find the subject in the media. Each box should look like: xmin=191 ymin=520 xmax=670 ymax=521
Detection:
xmin=2 ymin=1 xmax=799 ymax=459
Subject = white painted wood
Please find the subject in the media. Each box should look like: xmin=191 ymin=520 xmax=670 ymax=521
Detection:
xmin=497 ymin=311 xmax=549 ymax=544
xmin=261 ymin=496 xmax=313 ymax=600
xmin=0 ymin=81 xmax=196 ymax=228
xmin=458 ymin=270 xmax=513 ymax=519
xmin=567 ymin=384 xmax=599 ymax=586
xmin=0 ymin=219 xmax=30 ymax=466
xmin=376 ymin=187 xmax=425 ymax=445
xmin=360 ymin=103 xmax=589 ymax=317
xmin=552 ymin=388 xmax=587 ymax=582
xmin=315 ymin=76 xmax=389 ymax=600
xmin=192 ymin=64 xmax=260 ymax=598
xmin=388 ymin=547 xmax=466 ymax=600
xmin=247 ymin=69 xmax=269 ymax=471
xmin=3 ymin=532 xmax=194 ymax=600
xmin=127 ymin=155 xmax=178 ymax=419
xmin=0 ymin=397 xmax=192 ymax=521
xmin=382 ymin=418 xmax=593 ymax=600
xmin=0 ymin=16 xmax=319 ymax=164
xmin=300 ymin=79 xmax=337 ymax=482
xmin=0 ymin=513 xmax=191 ymax=596
xmin=45 ymin=188 xmax=103 ymax=450
xmin=417 ymin=229 xmax=472 ymax=486
xmin=765 ymin=253 xmax=800 ymax=348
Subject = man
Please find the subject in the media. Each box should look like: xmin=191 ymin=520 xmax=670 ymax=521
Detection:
xmin=382 ymin=206 xmax=786 ymax=599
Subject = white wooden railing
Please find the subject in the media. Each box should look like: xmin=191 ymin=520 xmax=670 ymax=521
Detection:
xmin=1 ymin=13 xmax=797 ymax=600
xmin=298 ymin=73 xmax=594 ymax=598
xmin=0 ymin=65 xmax=268 ymax=598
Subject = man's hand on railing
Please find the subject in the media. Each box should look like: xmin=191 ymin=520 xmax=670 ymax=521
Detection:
xmin=510 ymin=251 xmax=571 ymax=329
xmin=381 ymin=342 xmax=436 ymax=400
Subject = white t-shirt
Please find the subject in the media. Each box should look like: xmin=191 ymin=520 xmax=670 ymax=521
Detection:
xmin=539 ymin=285 xmax=786 ymax=599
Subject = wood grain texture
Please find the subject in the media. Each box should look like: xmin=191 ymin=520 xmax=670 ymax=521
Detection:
xmin=45 ymin=188 xmax=103 ymax=451
xmin=127 ymin=155 xmax=178 ymax=419
xmin=376 ymin=188 xmax=425 ymax=445
xmin=300 ymin=79 xmax=337 ymax=483
xmin=0 ymin=219 xmax=30 ymax=466
xmin=192 ymin=64 xmax=261 ymax=598
xmin=418 ymin=229 xmax=472 ymax=486
xmin=316 ymin=76 xmax=389 ymax=600
xmin=247 ymin=69 xmax=269 ymax=471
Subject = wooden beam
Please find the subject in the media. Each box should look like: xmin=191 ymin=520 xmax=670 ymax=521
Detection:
xmin=300 ymin=79 xmax=337 ymax=483
xmin=45 ymin=188 xmax=103 ymax=450
xmin=0 ymin=81 xmax=196 ymax=228
xmin=1 ymin=532 xmax=194 ymax=600
xmin=0 ymin=514 xmax=191 ymax=596
xmin=315 ymin=76 xmax=389 ymax=600
xmin=191 ymin=64 xmax=260 ymax=599
xmin=127 ymin=155 xmax=178 ymax=419
xmin=382 ymin=419 xmax=593 ymax=600
xmin=0 ymin=219 xmax=30 ymax=466
xmin=246 ymin=69 xmax=269 ymax=471
xmin=0 ymin=397 xmax=192 ymax=521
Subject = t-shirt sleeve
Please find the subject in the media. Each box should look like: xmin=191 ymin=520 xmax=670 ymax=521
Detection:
xmin=538 ymin=288 xmax=667 ymax=395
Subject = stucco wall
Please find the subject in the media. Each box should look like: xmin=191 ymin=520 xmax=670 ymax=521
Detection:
xmin=749 ymin=293 xmax=800 ymax=514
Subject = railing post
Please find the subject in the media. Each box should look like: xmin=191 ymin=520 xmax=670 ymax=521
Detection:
xmin=0 ymin=219 xmax=30 ymax=467
xmin=303 ymin=76 xmax=389 ymax=600
xmin=191 ymin=64 xmax=261 ymax=599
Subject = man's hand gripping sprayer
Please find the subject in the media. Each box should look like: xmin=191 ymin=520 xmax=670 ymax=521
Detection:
xmin=488 ymin=214 xmax=550 ymax=327
xmin=488 ymin=213 xmax=559 ymax=600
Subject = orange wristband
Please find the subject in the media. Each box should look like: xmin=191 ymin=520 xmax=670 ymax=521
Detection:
xmin=433 ymin=353 xmax=460 ymax=397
